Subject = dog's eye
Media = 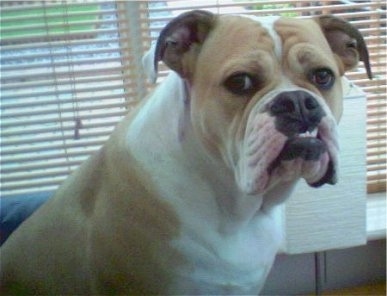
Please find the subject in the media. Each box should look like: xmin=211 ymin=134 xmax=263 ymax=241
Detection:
xmin=224 ymin=73 xmax=256 ymax=95
xmin=310 ymin=68 xmax=335 ymax=90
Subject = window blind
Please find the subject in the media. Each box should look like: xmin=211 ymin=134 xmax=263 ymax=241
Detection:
xmin=0 ymin=1 xmax=138 ymax=197
xmin=1 ymin=0 xmax=385 ymax=197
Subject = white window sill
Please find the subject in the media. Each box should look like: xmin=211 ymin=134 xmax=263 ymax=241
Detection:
xmin=367 ymin=192 xmax=386 ymax=240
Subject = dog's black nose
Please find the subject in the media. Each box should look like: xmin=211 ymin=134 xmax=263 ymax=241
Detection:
xmin=269 ymin=91 xmax=325 ymax=137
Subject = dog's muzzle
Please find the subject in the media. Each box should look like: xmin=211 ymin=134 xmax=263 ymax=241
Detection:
xmin=270 ymin=90 xmax=328 ymax=166
xmin=270 ymin=90 xmax=336 ymax=184
xmin=238 ymin=90 xmax=339 ymax=195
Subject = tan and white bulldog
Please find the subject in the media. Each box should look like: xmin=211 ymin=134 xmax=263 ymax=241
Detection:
xmin=1 ymin=11 xmax=372 ymax=295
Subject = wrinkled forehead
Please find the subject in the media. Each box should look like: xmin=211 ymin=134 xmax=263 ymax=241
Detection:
xmin=236 ymin=14 xmax=282 ymax=58
xmin=197 ymin=14 xmax=335 ymax=79
xmin=212 ymin=14 xmax=331 ymax=59
xmin=196 ymin=15 xmax=281 ymax=73
xmin=209 ymin=14 xmax=280 ymax=56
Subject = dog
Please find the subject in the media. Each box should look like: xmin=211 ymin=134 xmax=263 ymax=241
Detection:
xmin=1 ymin=10 xmax=372 ymax=295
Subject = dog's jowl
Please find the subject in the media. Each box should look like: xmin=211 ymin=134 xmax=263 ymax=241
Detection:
xmin=1 ymin=10 xmax=372 ymax=295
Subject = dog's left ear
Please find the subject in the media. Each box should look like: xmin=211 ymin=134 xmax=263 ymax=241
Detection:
xmin=154 ymin=10 xmax=215 ymax=79
xmin=316 ymin=15 xmax=372 ymax=79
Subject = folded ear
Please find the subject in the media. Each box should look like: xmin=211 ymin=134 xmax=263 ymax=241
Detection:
xmin=316 ymin=15 xmax=372 ymax=79
xmin=154 ymin=10 xmax=215 ymax=79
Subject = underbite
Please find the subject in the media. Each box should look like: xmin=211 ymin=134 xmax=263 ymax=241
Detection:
xmin=267 ymin=127 xmax=327 ymax=174
xmin=298 ymin=128 xmax=318 ymax=138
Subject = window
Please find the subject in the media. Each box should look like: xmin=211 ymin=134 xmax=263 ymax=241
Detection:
xmin=0 ymin=0 xmax=386 ymax=253
xmin=1 ymin=1 xmax=385 ymax=246
xmin=1 ymin=1 xmax=137 ymax=196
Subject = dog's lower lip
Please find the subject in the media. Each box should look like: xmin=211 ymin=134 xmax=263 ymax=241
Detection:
xmin=310 ymin=159 xmax=336 ymax=187
xmin=267 ymin=130 xmax=322 ymax=174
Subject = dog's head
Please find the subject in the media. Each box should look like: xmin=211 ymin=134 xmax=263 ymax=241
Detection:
xmin=147 ymin=10 xmax=372 ymax=195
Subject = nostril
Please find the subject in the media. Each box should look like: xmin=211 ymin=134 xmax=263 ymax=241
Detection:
xmin=304 ymin=96 xmax=319 ymax=110
xmin=270 ymin=102 xmax=282 ymax=114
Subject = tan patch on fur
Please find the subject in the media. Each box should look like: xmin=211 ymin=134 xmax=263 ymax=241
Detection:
xmin=189 ymin=15 xmax=278 ymax=163
xmin=274 ymin=18 xmax=344 ymax=121
xmin=0 ymin=108 xmax=183 ymax=294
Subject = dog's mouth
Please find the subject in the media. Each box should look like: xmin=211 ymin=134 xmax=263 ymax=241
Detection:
xmin=238 ymin=115 xmax=339 ymax=195
xmin=268 ymin=128 xmax=337 ymax=187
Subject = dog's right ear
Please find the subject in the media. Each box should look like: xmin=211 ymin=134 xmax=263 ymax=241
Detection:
xmin=154 ymin=10 xmax=215 ymax=80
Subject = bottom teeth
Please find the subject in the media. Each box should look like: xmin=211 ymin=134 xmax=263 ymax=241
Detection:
xmin=299 ymin=129 xmax=318 ymax=137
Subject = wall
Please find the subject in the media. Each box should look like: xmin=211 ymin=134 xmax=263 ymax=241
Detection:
xmin=262 ymin=239 xmax=386 ymax=295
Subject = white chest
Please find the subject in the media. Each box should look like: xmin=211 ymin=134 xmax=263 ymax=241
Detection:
xmin=168 ymin=209 xmax=283 ymax=295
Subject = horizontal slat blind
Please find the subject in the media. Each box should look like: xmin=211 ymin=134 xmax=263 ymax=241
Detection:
xmin=1 ymin=0 xmax=385 ymax=197
xmin=140 ymin=0 xmax=386 ymax=193
xmin=0 ymin=1 xmax=137 ymax=197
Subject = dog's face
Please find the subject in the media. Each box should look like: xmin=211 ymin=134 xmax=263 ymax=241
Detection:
xmin=153 ymin=11 xmax=371 ymax=195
